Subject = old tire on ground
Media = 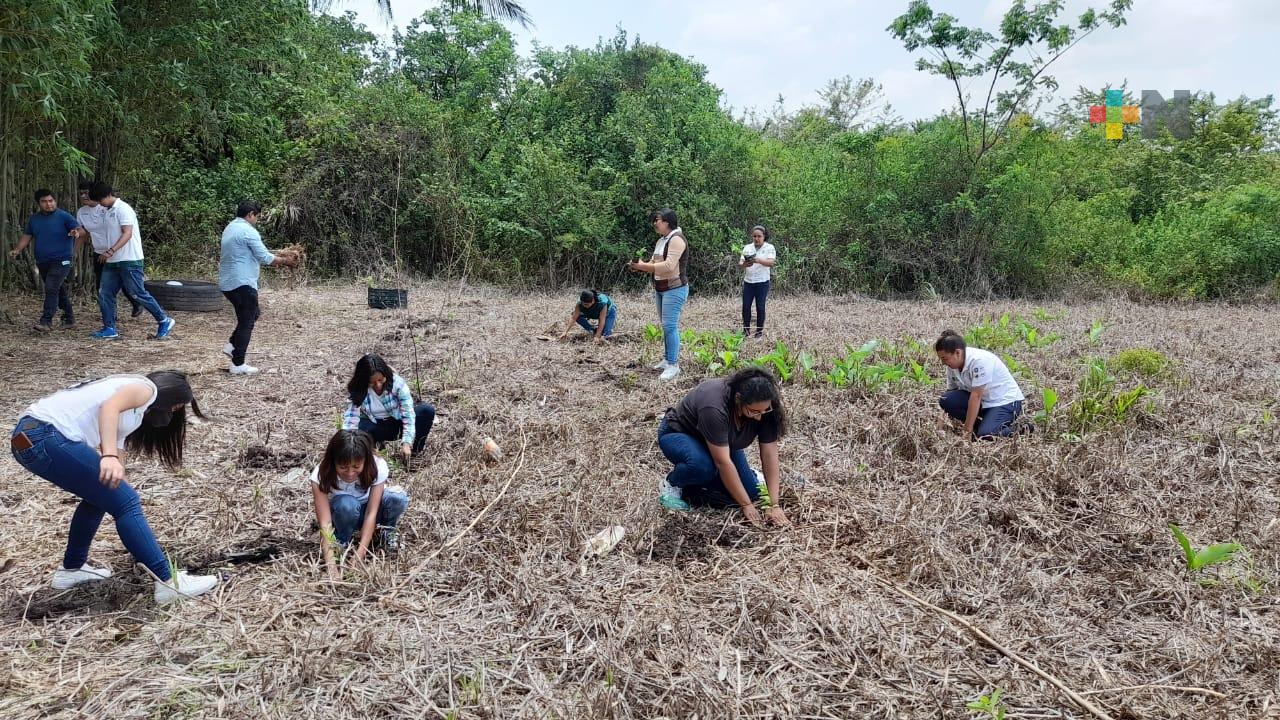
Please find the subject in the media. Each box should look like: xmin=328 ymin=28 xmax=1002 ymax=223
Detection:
xmin=144 ymin=280 xmax=227 ymax=312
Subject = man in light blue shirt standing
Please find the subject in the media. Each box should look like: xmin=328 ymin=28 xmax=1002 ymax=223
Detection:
xmin=218 ymin=200 xmax=298 ymax=375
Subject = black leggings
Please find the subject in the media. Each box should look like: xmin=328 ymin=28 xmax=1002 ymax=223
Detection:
xmin=358 ymin=403 xmax=436 ymax=455
xmin=742 ymin=280 xmax=770 ymax=335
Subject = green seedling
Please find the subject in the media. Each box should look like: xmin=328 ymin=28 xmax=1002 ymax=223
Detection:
xmin=907 ymin=359 xmax=934 ymax=385
xmin=797 ymin=350 xmax=819 ymax=383
xmin=967 ymin=688 xmax=1006 ymax=719
xmin=1169 ymin=524 xmax=1241 ymax=574
xmin=1017 ymin=320 xmax=1060 ymax=348
xmin=1033 ymin=387 xmax=1058 ymax=426
xmin=754 ymin=341 xmax=797 ymax=383
xmin=1087 ymin=318 xmax=1106 ymax=345
xmin=1068 ymin=358 xmax=1151 ymax=433
xmin=1001 ymin=353 xmax=1030 ymax=378
xmin=642 ymin=324 xmax=662 ymax=344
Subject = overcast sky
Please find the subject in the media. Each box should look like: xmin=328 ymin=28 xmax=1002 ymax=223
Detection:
xmin=332 ymin=0 xmax=1279 ymax=121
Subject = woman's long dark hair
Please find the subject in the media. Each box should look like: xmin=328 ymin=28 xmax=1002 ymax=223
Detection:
xmin=126 ymin=370 xmax=204 ymax=468
xmin=347 ymin=354 xmax=395 ymax=406
xmin=579 ymin=289 xmax=600 ymax=307
xmin=317 ymin=430 xmax=378 ymax=493
xmin=727 ymin=366 xmax=788 ymax=438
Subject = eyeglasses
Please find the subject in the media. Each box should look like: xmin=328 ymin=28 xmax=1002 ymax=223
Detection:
xmin=742 ymin=405 xmax=773 ymax=419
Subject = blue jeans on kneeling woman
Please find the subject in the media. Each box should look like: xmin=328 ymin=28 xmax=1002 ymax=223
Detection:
xmin=576 ymin=304 xmax=617 ymax=337
xmin=657 ymin=417 xmax=761 ymax=507
xmin=329 ymin=490 xmax=409 ymax=546
xmin=939 ymin=390 xmax=1023 ymax=438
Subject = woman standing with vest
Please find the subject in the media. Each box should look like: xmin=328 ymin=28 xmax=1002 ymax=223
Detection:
xmin=628 ymin=207 xmax=689 ymax=381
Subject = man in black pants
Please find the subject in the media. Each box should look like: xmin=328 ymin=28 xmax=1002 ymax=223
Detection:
xmin=217 ymin=200 xmax=297 ymax=375
xmin=10 ymin=189 xmax=81 ymax=331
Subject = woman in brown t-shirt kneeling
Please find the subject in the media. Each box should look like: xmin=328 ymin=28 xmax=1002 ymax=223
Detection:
xmin=656 ymin=367 xmax=791 ymax=527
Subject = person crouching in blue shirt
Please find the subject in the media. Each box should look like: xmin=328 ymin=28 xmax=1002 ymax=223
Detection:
xmin=559 ymin=289 xmax=617 ymax=344
xmin=9 ymin=189 xmax=82 ymax=331
xmin=218 ymin=200 xmax=299 ymax=376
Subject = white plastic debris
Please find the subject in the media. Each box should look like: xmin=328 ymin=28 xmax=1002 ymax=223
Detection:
xmin=584 ymin=525 xmax=625 ymax=557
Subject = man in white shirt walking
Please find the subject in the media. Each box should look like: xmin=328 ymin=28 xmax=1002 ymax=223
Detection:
xmin=76 ymin=182 xmax=141 ymax=319
xmin=86 ymin=182 xmax=175 ymax=340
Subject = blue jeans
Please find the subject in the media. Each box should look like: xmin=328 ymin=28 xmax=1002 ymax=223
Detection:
xmin=357 ymin=402 xmax=435 ymax=455
xmin=10 ymin=417 xmax=171 ymax=580
xmin=37 ymin=261 xmax=74 ymax=325
xmin=653 ymin=285 xmax=689 ymax=364
xmin=329 ymin=490 xmax=409 ymax=545
xmin=939 ymin=390 xmax=1024 ymax=438
xmin=657 ymin=418 xmax=759 ymax=508
xmin=98 ymin=263 xmax=167 ymax=328
xmin=742 ymin=280 xmax=770 ymax=335
xmin=575 ymin=304 xmax=617 ymax=337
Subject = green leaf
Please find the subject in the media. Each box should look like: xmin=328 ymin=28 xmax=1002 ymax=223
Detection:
xmin=1042 ymin=387 xmax=1058 ymax=414
xmin=1168 ymin=524 xmax=1194 ymax=568
xmin=1191 ymin=543 xmax=1241 ymax=570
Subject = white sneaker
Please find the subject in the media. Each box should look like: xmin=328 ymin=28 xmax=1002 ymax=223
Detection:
xmin=154 ymin=570 xmax=219 ymax=605
xmin=651 ymin=359 xmax=670 ymax=371
xmin=222 ymin=342 xmax=234 ymax=358
xmin=229 ymin=363 xmax=259 ymax=376
xmin=51 ymin=562 xmax=113 ymax=589
xmin=658 ymin=477 xmax=690 ymax=511
xmin=659 ymin=364 xmax=682 ymax=381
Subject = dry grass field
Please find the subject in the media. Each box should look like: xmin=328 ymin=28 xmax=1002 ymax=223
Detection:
xmin=0 ymin=280 xmax=1277 ymax=719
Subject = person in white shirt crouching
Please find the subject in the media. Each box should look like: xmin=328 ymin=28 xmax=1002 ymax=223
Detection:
xmin=935 ymin=329 xmax=1026 ymax=439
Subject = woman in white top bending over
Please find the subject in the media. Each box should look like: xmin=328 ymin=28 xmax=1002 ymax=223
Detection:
xmin=935 ymin=330 xmax=1025 ymax=439
xmin=9 ymin=371 xmax=219 ymax=604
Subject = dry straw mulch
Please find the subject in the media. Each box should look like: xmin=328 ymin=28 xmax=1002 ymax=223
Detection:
xmin=0 ymin=279 xmax=1277 ymax=719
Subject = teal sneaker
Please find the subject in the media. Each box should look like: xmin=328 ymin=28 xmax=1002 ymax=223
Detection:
xmin=658 ymin=477 xmax=690 ymax=511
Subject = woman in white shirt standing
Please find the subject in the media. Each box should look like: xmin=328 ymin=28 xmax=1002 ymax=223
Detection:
xmin=739 ymin=225 xmax=777 ymax=338
xmin=935 ymin=330 xmax=1026 ymax=439
xmin=9 ymin=371 xmax=219 ymax=604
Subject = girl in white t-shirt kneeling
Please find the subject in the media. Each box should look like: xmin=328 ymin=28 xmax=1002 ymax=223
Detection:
xmin=311 ymin=430 xmax=409 ymax=579
xmin=934 ymin=330 xmax=1026 ymax=439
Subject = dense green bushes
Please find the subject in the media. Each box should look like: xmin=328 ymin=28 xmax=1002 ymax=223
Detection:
xmin=4 ymin=1 xmax=1277 ymax=298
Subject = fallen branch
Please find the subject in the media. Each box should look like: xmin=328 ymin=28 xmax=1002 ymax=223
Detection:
xmin=1080 ymin=684 xmax=1227 ymax=700
xmin=873 ymin=576 xmax=1117 ymax=720
xmin=381 ymin=430 xmax=528 ymax=603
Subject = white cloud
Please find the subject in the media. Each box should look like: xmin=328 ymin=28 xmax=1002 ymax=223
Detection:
xmin=330 ymin=0 xmax=1280 ymax=120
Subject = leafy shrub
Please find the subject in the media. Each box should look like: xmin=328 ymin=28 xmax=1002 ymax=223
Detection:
xmin=1112 ymin=348 xmax=1169 ymax=377
xmin=1068 ymin=358 xmax=1151 ymax=433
